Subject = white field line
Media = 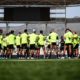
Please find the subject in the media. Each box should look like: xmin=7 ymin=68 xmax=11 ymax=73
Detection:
xmin=0 ymin=59 xmax=79 ymax=62
xmin=0 ymin=59 xmax=57 ymax=62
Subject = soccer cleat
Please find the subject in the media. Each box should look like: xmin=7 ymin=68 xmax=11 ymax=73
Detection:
xmin=27 ymin=57 xmax=29 ymax=59
xmin=31 ymin=57 xmax=34 ymax=59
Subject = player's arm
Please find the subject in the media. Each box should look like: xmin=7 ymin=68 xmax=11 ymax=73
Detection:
xmin=27 ymin=35 xmax=30 ymax=44
xmin=20 ymin=35 xmax=22 ymax=45
xmin=73 ymin=35 xmax=78 ymax=40
xmin=64 ymin=34 xmax=66 ymax=40
xmin=56 ymin=33 xmax=58 ymax=40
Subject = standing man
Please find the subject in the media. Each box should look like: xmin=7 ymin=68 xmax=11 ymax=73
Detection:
xmin=0 ymin=30 xmax=3 ymax=55
xmin=38 ymin=30 xmax=46 ymax=58
xmin=46 ymin=35 xmax=51 ymax=58
xmin=20 ymin=29 xmax=28 ymax=58
xmin=2 ymin=34 xmax=7 ymax=58
xmin=49 ymin=28 xmax=58 ymax=58
xmin=16 ymin=32 xmax=21 ymax=58
xmin=5 ymin=33 xmax=10 ymax=58
xmin=59 ymin=36 xmax=65 ymax=57
xmin=63 ymin=29 xmax=73 ymax=58
xmin=8 ymin=30 xmax=16 ymax=58
xmin=72 ymin=32 xmax=79 ymax=57
xmin=29 ymin=29 xmax=38 ymax=59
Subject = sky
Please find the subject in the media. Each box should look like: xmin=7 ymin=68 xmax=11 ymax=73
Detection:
xmin=66 ymin=6 xmax=80 ymax=18
xmin=0 ymin=6 xmax=80 ymax=27
xmin=50 ymin=6 xmax=80 ymax=18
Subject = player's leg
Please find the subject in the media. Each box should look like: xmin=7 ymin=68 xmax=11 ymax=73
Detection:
xmin=35 ymin=47 xmax=39 ymax=58
xmin=21 ymin=44 xmax=27 ymax=58
xmin=17 ymin=46 xmax=20 ymax=58
xmin=35 ymin=48 xmax=39 ymax=58
xmin=43 ymin=46 xmax=47 ymax=58
xmin=6 ymin=45 xmax=9 ymax=58
xmin=3 ymin=47 xmax=7 ymax=58
xmin=24 ymin=44 xmax=27 ymax=57
xmin=68 ymin=44 xmax=72 ymax=57
xmin=26 ymin=47 xmax=30 ymax=58
xmin=59 ymin=47 xmax=63 ymax=58
xmin=8 ymin=45 xmax=12 ymax=58
xmin=10 ymin=45 xmax=14 ymax=58
xmin=75 ymin=44 xmax=79 ymax=57
xmin=36 ymin=44 xmax=39 ymax=58
xmin=63 ymin=44 xmax=67 ymax=57
xmin=20 ymin=48 xmax=22 ymax=58
xmin=49 ymin=44 xmax=53 ymax=58
xmin=47 ymin=45 xmax=50 ymax=58
xmin=54 ymin=45 xmax=58 ymax=58
xmin=30 ymin=45 xmax=34 ymax=59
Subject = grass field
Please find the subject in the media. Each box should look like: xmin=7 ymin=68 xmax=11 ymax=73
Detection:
xmin=0 ymin=59 xmax=80 ymax=80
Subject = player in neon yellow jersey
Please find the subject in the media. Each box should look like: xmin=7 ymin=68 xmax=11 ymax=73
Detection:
xmin=72 ymin=32 xmax=79 ymax=57
xmin=29 ymin=29 xmax=38 ymax=59
xmin=8 ymin=30 xmax=16 ymax=58
xmin=38 ymin=30 xmax=46 ymax=58
xmin=20 ymin=29 xmax=28 ymax=58
xmin=4 ymin=33 xmax=10 ymax=58
xmin=16 ymin=32 xmax=21 ymax=58
xmin=59 ymin=36 xmax=65 ymax=57
xmin=0 ymin=29 xmax=3 ymax=54
xmin=46 ymin=35 xmax=51 ymax=58
xmin=63 ymin=29 xmax=73 ymax=58
xmin=1 ymin=34 xmax=7 ymax=58
xmin=76 ymin=34 xmax=80 ymax=57
xmin=49 ymin=28 xmax=58 ymax=58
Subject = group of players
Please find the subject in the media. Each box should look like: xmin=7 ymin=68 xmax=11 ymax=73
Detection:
xmin=0 ymin=28 xmax=80 ymax=59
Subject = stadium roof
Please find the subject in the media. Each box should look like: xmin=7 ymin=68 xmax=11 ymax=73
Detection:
xmin=0 ymin=0 xmax=80 ymax=5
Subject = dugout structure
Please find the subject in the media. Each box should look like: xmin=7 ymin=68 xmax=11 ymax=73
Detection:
xmin=0 ymin=0 xmax=80 ymax=36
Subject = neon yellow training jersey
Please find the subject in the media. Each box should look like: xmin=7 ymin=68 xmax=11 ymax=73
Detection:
xmin=2 ymin=38 xmax=7 ymax=47
xmin=47 ymin=36 xmax=51 ymax=45
xmin=64 ymin=32 xmax=73 ymax=44
xmin=20 ymin=33 xmax=28 ymax=44
xmin=49 ymin=32 xmax=58 ymax=43
xmin=16 ymin=36 xmax=21 ymax=46
xmin=38 ymin=34 xmax=45 ymax=45
xmin=5 ymin=36 xmax=9 ymax=46
xmin=72 ymin=34 xmax=78 ymax=44
xmin=77 ymin=36 xmax=80 ymax=44
xmin=29 ymin=33 xmax=38 ymax=45
xmin=0 ymin=35 xmax=2 ymax=44
xmin=8 ymin=34 xmax=16 ymax=45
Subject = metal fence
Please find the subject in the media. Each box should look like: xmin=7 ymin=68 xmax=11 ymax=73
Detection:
xmin=0 ymin=22 xmax=80 ymax=36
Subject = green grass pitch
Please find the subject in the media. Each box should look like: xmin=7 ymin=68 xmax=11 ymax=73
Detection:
xmin=0 ymin=59 xmax=80 ymax=80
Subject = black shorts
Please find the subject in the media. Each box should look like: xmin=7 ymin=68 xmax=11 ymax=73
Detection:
xmin=38 ymin=45 xmax=44 ymax=47
xmin=0 ymin=44 xmax=2 ymax=49
xmin=60 ymin=46 xmax=64 ymax=51
xmin=65 ymin=43 xmax=72 ymax=46
xmin=30 ymin=44 xmax=35 ymax=50
xmin=22 ymin=44 xmax=27 ymax=49
xmin=8 ymin=45 xmax=14 ymax=49
xmin=17 ymin=45 xmax=21 ymax=49
xmin=47 ymin=45 xmax=50 ymax=49
xmin=7 ymin=45 xmax=9 ymax=49
xmin=74 ymin=44 xmax=79 ymax=50
xmin=3 ymin=47 xmax=7 ymax=51
xmin=65 ymin=43 xmax=72 ymax=51
xmin=52 ymin=42 xmax=56 ymax=46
